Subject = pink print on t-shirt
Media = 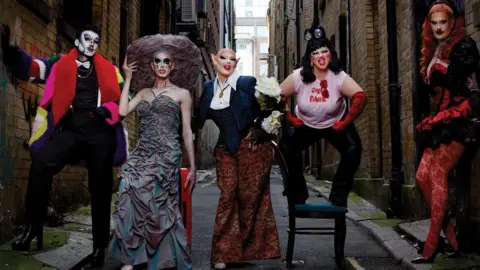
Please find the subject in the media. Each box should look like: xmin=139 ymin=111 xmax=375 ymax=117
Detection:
xmin=293 ymin=68 xmax=348 ymax=129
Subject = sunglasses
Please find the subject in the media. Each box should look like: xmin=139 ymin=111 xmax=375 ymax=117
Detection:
xmin=154 ymin=57 xmax=171 ymax=65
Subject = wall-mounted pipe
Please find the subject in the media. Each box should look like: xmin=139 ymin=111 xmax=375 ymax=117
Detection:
xmin=386 ymin=0 xmax=404 ymax=218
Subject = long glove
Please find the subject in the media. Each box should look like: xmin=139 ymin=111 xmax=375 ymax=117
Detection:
xmin=332 ymin=91 xmax=367 ymax=131
xmin=417 ymin=99 xmax=471 ymax=131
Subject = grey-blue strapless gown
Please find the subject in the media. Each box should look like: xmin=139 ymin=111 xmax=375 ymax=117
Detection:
xmin=111 ymin=94 xmax=192 ymax=269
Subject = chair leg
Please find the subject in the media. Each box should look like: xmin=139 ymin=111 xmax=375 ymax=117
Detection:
xmin=286 ymin=216 xmax=296 ymax=268
xmin=334 ymin=215 xmax=347 ymax=269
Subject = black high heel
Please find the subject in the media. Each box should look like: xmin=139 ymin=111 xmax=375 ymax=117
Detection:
xmin=11 ymin=223 xmax=44 ymax=251
xmin=411 ymin=239 xmax=446 ymax=264
xmin=415 ymin=237 xmax=447 ymax=255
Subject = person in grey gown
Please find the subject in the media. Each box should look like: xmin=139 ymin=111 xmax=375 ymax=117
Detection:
xmin=110 ymin=35 xmax=200 ymax=270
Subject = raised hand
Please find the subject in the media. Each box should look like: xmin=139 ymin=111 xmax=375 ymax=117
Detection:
xmin=122 ymin=56 xmax=137 ymax=81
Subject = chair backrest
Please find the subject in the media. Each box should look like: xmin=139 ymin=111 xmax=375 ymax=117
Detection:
xmin=271 ymin=141 xmax=293 ymax=194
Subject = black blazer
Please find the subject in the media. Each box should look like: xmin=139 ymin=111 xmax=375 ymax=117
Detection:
xmin=197 ymin=75 xmax=261 ymax=132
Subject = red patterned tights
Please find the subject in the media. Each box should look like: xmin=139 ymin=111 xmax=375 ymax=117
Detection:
xmin=416 ymin=141 xmax=464 ymax=258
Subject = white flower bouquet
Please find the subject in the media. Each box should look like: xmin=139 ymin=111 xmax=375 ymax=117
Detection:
xmin=248 ymin=75 xmax=285 ymax=144
xmin=261 ymin=110 xmax=283 ymax=135
xmin=255 ymin=75 xmax=282 ymax=111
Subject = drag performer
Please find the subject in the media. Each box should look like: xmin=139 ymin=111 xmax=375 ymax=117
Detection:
xmin=279 ymin=25 xmax=365 ymax=207
xmin=110 ymin=34 xmax=199 ymax=270
xmin=1 ymin=24 xmax=124 ymax=268
xmin=197 ymin=48 xmax=281 ymax=269
xmin=412 ymin=0 xmax=480 ymax=263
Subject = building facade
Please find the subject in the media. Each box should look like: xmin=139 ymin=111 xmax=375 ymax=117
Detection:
xmin=268 ymin=0 xmax=480 ymax=248
xmin=234 ymin=0 xmax=269 ymax=77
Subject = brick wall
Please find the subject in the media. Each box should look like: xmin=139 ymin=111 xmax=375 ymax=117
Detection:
xmin=0 ymin=0 xmax=149 ymax=242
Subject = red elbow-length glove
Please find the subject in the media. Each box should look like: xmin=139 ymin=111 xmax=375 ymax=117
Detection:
xmin=281 ymin=96 xmax=304 ymax=127
xmin=332 ymin=91 xmax=367 ymax=131
xmin=416 ymin=99 xmax=472 ymax=132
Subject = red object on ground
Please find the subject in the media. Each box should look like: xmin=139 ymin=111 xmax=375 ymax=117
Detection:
xmin=180 ymin=168 xmax=192 ymax=249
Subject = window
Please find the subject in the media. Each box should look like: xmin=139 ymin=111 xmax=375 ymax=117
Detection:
xmin=259 ymin=42 xmax=268 ymax=53
xmin=245 ymin=0 xmax=252 ymax=6
xmin=256 ymin=26 xmax=268 ymax=37
xmin=235 ymin=26 xmax=255 ymax=36
xmin=238 ymin=44 xmax=247 ymax=50
xmin=245 ymin=11 xmax=253 ymax=17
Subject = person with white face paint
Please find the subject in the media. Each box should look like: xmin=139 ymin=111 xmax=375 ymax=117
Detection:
xmin=0 ymin=24 xmax=125 ymax=268
xmin=110 ymin=34 xmax=200 ymax=270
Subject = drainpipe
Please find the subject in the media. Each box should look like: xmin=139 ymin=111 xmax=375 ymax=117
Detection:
xmin=283 ymin=0 xmax=288 ymax=80
xmin=313 ymin=0 xmax=319 ymax=25
xmin=346 ymin=0 xmax=351 ymax=74
xmin=170 ymin=0 xmax=176 ymax=34
xmin=220 ymin=0 xmax=224 ymax=48
xmin=386 ymin=0 xmax=404 ymax=218
xmin=296 ymin=0 xmax=301 ymax=66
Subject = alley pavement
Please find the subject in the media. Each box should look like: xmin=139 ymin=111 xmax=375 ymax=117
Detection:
xmin=81 ymin=170 xmax=406 ymax=270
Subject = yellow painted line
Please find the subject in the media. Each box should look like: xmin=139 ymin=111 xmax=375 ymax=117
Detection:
xmin=346 ymin=257 xmax=365 ymax=270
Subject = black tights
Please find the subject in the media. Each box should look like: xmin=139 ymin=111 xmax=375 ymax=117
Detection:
xmin=279 ymin=124 xmax=362 ymax=206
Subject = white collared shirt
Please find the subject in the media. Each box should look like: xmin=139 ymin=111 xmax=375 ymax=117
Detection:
xmin=210 ymin=70 xmax=240 ymax=110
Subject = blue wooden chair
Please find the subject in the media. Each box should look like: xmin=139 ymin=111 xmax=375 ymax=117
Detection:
xmin=271 ymin=141 xmax=348 ymax=269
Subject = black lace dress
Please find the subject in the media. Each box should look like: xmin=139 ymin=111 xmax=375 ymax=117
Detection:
xmin=418 ymin=37 xmax=480 ymax=149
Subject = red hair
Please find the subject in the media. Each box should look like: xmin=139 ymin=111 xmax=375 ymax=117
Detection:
xmin=420 ymin=3 xmax=466 ymax=80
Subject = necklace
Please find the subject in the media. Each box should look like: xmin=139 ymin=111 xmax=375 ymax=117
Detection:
xmin=77 ymin=65 xmax=93 ymax=79
xmin=218 ymin=81 xmax=230 ymax=98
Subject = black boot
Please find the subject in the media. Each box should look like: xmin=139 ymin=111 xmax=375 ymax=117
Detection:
xmin=89 ymin=247 xmax=105 ymax=268
xmin=11 ymin=223 xmax=44 ymax=251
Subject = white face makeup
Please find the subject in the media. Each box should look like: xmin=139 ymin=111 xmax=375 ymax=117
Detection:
xmin=310 ymin=46 xmax=331 ymax=71
xmin=75 ymin=30 xmax=100 ymax=57
xmin=429 ymin=11 xmax=453 ymax=41
xmin=212 ymin=49 xmax=238 ymax=78
xmin=151 ymin=52 xmax=174 ymax=79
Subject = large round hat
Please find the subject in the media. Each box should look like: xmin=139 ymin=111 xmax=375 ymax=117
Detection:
xmin=125 ymin=34 xmax=202 ymax=93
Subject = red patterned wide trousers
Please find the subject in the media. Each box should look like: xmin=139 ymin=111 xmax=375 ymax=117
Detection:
xmin=211 ymin=139 xmax=281 ymax=264
xmin=416 ymin=141 xmax=464 ymax=258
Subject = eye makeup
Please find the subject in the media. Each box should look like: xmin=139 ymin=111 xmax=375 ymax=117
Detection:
xmin=219 ymin=55 xmax=237 ymax=62
xmin=155 ymin=57 xmax=171 ymax=65
xmin=83 ymin=33 xmax=100 ymax=44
